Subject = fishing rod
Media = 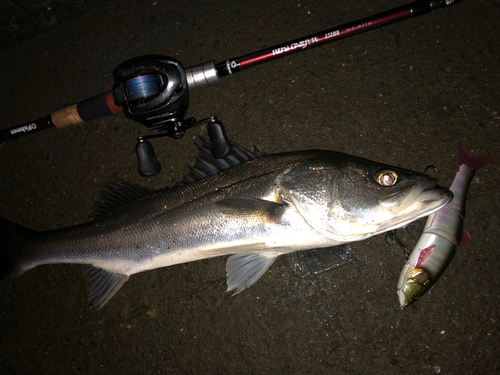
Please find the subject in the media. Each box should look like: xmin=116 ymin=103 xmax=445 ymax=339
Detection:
xmin=0 ymin=0 xmax=463 ymax=176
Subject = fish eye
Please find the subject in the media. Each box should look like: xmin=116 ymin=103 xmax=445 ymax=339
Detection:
xmin=375 ymin=170 xmax=398 ymax=187
xmin=412 ymin=292 xmax=420 ymax=300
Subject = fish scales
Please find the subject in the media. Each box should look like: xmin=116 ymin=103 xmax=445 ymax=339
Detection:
xmin=12 ymin=153 xmax=313 ymax=275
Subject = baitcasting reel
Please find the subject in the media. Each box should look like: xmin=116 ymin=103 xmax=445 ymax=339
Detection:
xmin=112 ymin=55 xmax=232 ymax=177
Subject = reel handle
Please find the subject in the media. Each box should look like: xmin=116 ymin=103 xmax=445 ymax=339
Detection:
xmin=134 ymin=116 xmax=232 ymax=177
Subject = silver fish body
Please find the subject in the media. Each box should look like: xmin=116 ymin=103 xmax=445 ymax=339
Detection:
xmin=2 ymin=145 xmax=452 ymax=308
xmin=397 ymin=147 xmax=491 ymax=308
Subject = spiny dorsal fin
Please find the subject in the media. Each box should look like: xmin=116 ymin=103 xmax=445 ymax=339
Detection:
xmin=84 ymin=265 xmax=130 ymax=309
xmin=92 ymin=179 xmax=157 ymax=219
xmin=176 ymin=137 xmax=263 ymax=187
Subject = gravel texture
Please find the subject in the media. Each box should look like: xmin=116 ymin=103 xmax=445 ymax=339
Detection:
xmin=0 ymin=0 xmax=499 ymax=374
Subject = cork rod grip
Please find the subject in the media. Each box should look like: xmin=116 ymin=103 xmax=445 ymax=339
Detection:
xmin=50 ymin=92 xmax=122 ymax=129
xmin=51 ymin=104 xmax=83 ymax=129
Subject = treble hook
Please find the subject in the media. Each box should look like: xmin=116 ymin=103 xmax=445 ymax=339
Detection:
xmin=385 ymin=230 xmax=412 ymax=258
xmin=424 ymin=165 xmax=439 ymax=173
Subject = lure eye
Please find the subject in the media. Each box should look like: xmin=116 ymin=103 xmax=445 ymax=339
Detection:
xmin=412 ymin=293 xmax=420 ymax=300
xmin=376 ymin=170 xmax=398 ymax=187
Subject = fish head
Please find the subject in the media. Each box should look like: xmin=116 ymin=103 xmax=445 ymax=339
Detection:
xmin=280 ymin=152 xmax=453 ymax=241
xmin=397 ymin=268 xmax=431 ymax=308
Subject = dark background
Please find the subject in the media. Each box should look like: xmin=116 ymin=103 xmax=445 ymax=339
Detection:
xmin=0 ymin=0 xmax=498 ymax=374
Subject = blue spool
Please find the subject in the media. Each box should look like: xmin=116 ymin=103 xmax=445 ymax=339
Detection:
xmin=125 ymin=74 xmax=160 ymax=102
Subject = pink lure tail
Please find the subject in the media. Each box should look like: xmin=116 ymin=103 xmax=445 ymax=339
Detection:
xmin=459 ymin=229 xmax=472 ymax=248
xmin=457 ymin=146 xmax=492 ymax=173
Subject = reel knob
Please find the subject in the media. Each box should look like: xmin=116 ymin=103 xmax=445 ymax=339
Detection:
xmin=207 ymin=119 xmax=232 ymax=158
xmin=136 ymin=140 xmax=161 ymax=177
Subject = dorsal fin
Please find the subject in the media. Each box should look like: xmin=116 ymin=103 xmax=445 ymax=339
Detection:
xmin=92 ymin=179 xmax=157 ymax=219
xmin=92 ymin=138 xmax=264 ymax=216
xmin=176 ymin=136 xmax=264 ymax=187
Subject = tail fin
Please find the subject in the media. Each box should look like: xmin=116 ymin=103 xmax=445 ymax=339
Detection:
xmin=0 ymin=217 xmax=36 ymax=283
xmin=457 ymin=146 xmax=492 ymax=173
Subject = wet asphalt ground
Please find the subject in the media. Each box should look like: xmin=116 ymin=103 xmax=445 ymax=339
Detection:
xmin=0 ymin=0 xmax=499 ymax=374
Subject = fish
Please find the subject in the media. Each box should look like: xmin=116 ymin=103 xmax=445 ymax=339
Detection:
xmin=397 ymin=146 xmax=492 ymax=308
xmin=0 ymin=139 xmax=452 ymax=309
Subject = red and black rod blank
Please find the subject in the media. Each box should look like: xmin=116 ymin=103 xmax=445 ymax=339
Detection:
xmin=214 ymin=0 xmax=463 ymax=77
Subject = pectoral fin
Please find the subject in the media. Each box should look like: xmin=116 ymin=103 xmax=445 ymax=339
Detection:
xmin=217 ymin=198 xmax=287 ymax=224
xmin=226 ymin=253 xmax=278 ymax=295
xmin=84 ymin=266 xmax=130 ymax=309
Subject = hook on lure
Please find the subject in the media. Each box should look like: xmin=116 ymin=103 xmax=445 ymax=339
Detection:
xmin=385 ymin=230 xmax=412 ymax=258
xmin=424 ymin=165 xmax=439 ymax=173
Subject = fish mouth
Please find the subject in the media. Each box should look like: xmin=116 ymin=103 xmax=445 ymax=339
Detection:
xmin=405 ymin=185 xmax=452 ymax=218
xmin=378 ymin=182 xmax=453 ymax=233
xmin=385 ymin=178 xmax=452 ymax=215
xmin=415 ymin=185 xmax=453 ymax=211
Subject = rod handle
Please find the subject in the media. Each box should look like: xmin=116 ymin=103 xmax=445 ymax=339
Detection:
xmin=51 ymin=92 xmax=122 ymax=129
xmin=1 ymin=92 xmax=123 ymax=143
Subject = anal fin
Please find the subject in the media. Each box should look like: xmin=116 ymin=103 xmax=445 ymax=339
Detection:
xmin=84 ymin=266 xmax=130 ymax=309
